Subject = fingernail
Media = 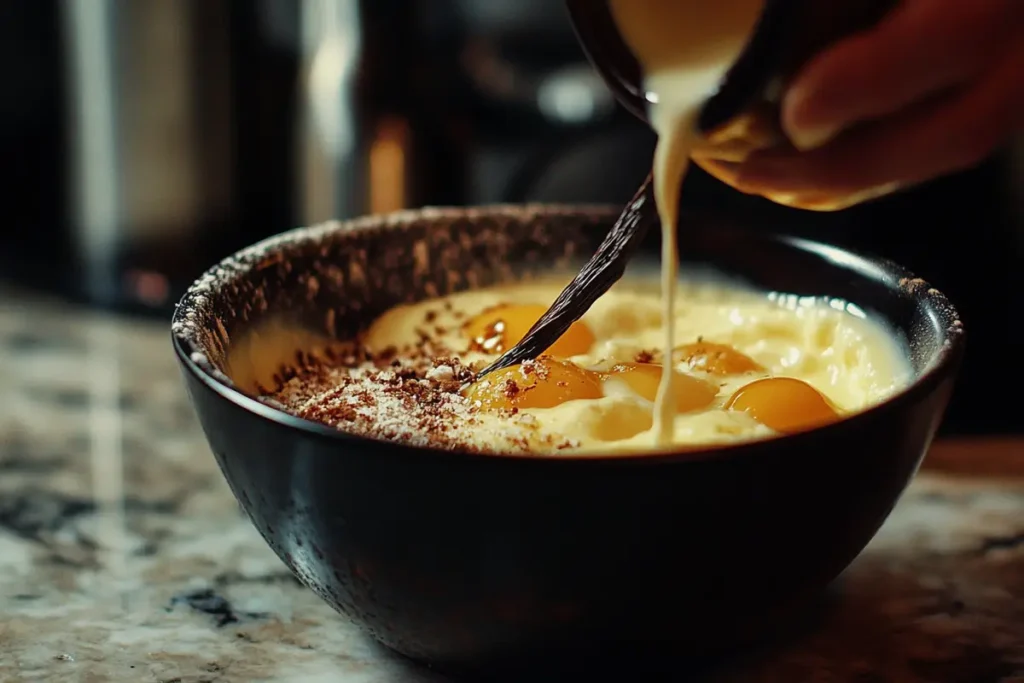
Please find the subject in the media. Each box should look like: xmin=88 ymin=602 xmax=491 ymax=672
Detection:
xmin=787 ymin=124 xmax=841 ymax=151
xmin=781 ymin=84 xmax=843 ymax=151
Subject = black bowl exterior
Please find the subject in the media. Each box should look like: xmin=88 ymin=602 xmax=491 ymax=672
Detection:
xmin=172 ymin=206 xmax=963 ymax=670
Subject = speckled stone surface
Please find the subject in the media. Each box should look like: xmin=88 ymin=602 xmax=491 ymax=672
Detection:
xmin=1 ymin=289 xmax=1021 ymax=683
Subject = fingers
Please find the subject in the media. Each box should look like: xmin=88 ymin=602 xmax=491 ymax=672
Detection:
xmin=782 ymin=0 xmax=1024 ymax=150
xmin=735 ymin=38 xmax=1024 ymax=198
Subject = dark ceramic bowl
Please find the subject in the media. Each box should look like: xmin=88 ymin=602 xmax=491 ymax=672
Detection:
xmin=172 ymin=206 xmax=963 ymax=674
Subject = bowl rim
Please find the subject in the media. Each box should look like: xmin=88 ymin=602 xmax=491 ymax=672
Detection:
xmin=171 ymin=204 xmax=965 ymax=466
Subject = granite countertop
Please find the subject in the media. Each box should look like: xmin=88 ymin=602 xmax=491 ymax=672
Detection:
xmin=1 ymin=291 xmax=1022 ymax=683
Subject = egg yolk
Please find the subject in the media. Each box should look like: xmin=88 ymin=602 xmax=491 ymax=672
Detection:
xmin=466 ymin=357 xmax=723 ymax=417
xmin=464 ymin=357 xmax=603 ymax=411
xmin=725 ymin=377 xmax=840 ymax=434
xmin=605 ymin=363 xmax=718 ymax=414
xmin=675 ymin=341 xmax=764 ymax=376
xmin=463 ymin=304 xmax=595 ymax=357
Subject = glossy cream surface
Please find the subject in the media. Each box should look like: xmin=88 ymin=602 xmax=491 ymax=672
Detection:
xmin=364 ymin=278 xmax=911 ymax=455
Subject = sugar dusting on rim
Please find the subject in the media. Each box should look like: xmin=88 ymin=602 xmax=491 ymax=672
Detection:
xmin=896 ymin=276 xmax=965 ymax=371
xmin=898 ymin=277 xmax=962 ymax=327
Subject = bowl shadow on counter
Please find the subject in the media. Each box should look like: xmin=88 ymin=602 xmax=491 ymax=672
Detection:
xmin=171 ymin=205 xmax=963 ymax=677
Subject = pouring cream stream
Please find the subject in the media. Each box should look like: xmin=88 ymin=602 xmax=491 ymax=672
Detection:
xmin=607 ymin=0 xmax=764 ymax=444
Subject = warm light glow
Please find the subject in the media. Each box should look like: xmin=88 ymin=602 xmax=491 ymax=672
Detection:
xmin=369 ymin=116 xmax=408 ymax=214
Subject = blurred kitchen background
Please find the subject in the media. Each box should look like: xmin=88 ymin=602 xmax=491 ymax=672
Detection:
xmin=1 ymin=0 xmax=1021 ymax=434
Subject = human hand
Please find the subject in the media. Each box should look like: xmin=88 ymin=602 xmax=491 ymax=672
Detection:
xmin=732 ymin=0 xmax=1024 ymax=207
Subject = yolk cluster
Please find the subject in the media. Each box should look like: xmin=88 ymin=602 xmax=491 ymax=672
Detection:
xmin=462 ymin=304 xmax=595 ymax=357
xmin=460 ymin=309 xmax=842 ymax=438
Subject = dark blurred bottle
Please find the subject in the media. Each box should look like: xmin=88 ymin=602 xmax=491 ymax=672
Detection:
xmin=60 ymin=0 xmax=236 ymax=310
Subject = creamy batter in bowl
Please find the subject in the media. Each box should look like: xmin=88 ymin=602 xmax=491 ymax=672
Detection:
xmin=172 ymin=206 xmax=963 ymax=674
xmin=261 ymin=277 xmax=912 ymax=455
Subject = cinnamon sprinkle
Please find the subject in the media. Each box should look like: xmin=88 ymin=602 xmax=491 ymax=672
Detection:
xmin=635 ymin=350 xmax=655 ymax=364
xmin=502 ymin=379 xmax=521 ymax=400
